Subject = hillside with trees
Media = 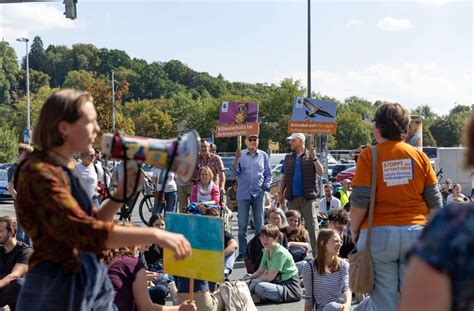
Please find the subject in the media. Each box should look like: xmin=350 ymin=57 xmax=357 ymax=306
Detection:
xmin=0 ymin=36 xmax=472 ymax=162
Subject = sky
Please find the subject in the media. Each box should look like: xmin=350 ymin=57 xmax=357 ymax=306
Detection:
xmin=0 ymin=0 xmax=472 ymax=116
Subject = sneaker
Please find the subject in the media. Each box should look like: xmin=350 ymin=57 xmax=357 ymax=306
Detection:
xmin=236 ymin=253 xmax=245 ymax=261
xmin=168 ymin=281 xmax=179 ymax=305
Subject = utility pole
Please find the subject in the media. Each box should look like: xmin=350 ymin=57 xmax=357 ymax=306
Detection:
xmin=111 ymin=71 xmax=116 ymax=132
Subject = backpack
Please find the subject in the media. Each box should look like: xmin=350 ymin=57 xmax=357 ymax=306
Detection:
xmin=215 ymin=281 xmax=257 ymax=311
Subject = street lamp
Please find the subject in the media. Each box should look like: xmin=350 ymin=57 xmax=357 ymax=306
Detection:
xmin=16 ymin=37 xmax=30 ymax=144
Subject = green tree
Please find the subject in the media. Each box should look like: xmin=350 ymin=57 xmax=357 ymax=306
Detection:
xmin=97 ymin=48 xmax=132 ymax=76
xmin=412 ymin=105 xmax=437 ymax=119
xmin=28 ymin=36 xmax=48 ymax=73
xmin=429 ymin=113 xmax=470 ymax=147
xmin=71 ymin=44 xmax=100 ymax=72
xmin=0 ymin=41 xmax=19 ymax=105
xmin=0 ymin=127 xmax=18 ymax=162
xmin=334 ymin=111 xmax=372 ymax=149
xmin=63 ymin=70 xmax=95 ymax=90
xmin=422 ymin=126 xmax=436 ymax=147
xmin=17 ymin=69 xmax=50 ymax=94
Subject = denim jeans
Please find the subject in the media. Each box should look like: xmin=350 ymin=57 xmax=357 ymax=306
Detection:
xmin=92 ymin=196 xmax=100 ymax=209
xmin=356 ymin=225 xmax=424 ymax=311
xmin=153 ymin=191 xmax=178 ymax=215
xmin=224 ymin=253 xmax=236 ymax=274
xmin=237 ymin=191 xmax=265 ymax=254
xmin=149 ymin=284 xmax=169 ymax=305
xmin=249 ymin=279 xmax=284 ymax=303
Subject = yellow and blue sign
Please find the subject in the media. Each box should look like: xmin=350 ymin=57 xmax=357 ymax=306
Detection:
xmin=163 ymin=213 xmax=224 ymax=283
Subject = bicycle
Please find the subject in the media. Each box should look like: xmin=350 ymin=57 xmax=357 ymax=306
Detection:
xmin=116 ymin=174 xmax=155 ymax=224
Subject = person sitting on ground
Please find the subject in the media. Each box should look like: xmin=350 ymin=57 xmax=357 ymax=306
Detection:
xmin=282 ymin=210 xmax=311 ymax=275
xmin=245 ymin=208 xmax=288 ymax=274
xmin=319 ymin=184 xmax=341 ymax=217
xmin=446 ymin=183 xmax=468 ymax=204
xmin=142 ymin=215 xmax=165 ymax=272
xmin=190 ymin=166 xmax=220 ymax=212
xmin=327 ymin=209 xmax=354 ymax=259
xmin=302 ymin=229 xmax=353 ymax=311
xmin=246 ymin=224 xmax=302 ymax=304
xmin=226 ymin=179 xmax=238 ymax=212
xmin=0 ymin=216 xmax=33 ymax=311
xmin=107 ymin=222 xmax=195 ymax=311
xmin=440 ymin=178 xmax=453 ymax=204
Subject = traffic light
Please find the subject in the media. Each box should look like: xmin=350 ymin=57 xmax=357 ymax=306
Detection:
xmin=64 ymin=0 xmax=77 ymax=20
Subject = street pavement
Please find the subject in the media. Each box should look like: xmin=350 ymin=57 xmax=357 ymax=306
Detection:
xmin=0 ymin=197 xmax=305 ymax=310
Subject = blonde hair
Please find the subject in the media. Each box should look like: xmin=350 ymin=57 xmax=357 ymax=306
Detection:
xmin=198 ymin=166 xmax=214 ymax=181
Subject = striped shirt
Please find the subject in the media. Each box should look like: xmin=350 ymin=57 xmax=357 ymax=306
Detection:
xmin=302 ymin=258 xmax=349 ymax=310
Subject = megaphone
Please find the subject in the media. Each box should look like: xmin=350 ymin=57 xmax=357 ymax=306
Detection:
xmin=101 ymin=130 xmax=200 ymax=183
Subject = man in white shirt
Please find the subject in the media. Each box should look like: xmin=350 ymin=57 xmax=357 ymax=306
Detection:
xmin=319 ymin=184 xmax=341 ymax=216
xmin=77 ymin=148 xmax=100 ymax=207
xmin=152 ymin=168 xmax=178 ymax=216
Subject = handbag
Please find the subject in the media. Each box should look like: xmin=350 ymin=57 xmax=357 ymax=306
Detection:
xmin=215 ymin=280 xmax=257 ymax=311
xmin=348 ymin=145 xmax=377 ymax=294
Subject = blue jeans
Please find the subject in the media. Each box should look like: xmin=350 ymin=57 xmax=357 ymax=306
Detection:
xmin=356 ymin=225 xmax=424 ymax=311
xmin=224 ymin=253 xmax=236 ymax=274
xmin=149 ymin=284 xmax=169 ymax=305
xmin=249 ymin=279 xmax=284 ymax=303
xmin=237 ymin=191 xmax=265 ymax=255
xmin=153 ymin=191 xmax=178 ymax=215
xmin=92 ymin=196 xmax=100 ymax=209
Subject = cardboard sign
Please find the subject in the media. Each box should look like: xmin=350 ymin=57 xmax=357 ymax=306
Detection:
xmin=163 ymin=213 xmax=224 ymax=283
xmin=216 ymin=101 xmax=259 ymax=137
xmin=288 ymin=97 xmax=337 ymax=134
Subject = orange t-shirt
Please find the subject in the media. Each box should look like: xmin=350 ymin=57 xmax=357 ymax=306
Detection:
xmin=351 ymin=141 xmax=438 ymax=229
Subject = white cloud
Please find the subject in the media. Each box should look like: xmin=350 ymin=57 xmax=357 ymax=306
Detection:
xmin=0 ymin=3 xmax=85 ymax=41
xmin=377 ymin=17 xmax=413 ymax=31
xmin=275 ymin=63 xmax=472 ymax=116
xmin=346 ymin=18 xmax=364 ymax=28
xmin=414 ymin=0 xmax=454 ymax=6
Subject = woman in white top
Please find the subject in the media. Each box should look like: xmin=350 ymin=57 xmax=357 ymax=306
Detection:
xmin=77 ymin=148 xmax=99 ymax=207
xmin=152 ymin=167 xmax=178 ymax=216
xmin=446 ymin=183 xmax=468 ymax=204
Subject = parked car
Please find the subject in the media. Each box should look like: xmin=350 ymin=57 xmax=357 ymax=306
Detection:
xmin=0 ymin=163 xmax=13 ymax=170
xmin=331 ymin=163 xmax=356 ymax=180
xmin=0 ymin=170 xmax=13 ymax=201
xmin=336 ymin=166 xmax=356 ymax=182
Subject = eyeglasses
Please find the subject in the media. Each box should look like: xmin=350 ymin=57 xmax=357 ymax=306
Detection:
xmin=248 ymin=138 xmax=258 ymax=142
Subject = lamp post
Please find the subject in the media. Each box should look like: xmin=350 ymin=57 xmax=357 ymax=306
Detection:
xmin=16 ymin=38 xmax=30 ymax=143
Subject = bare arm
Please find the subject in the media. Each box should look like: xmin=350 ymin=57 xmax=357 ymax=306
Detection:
xmin=106 ymin=226 xmax=191 ymax=261
xmin=224 ymin=239 xmax=238 ymax=257
xmin=341 ymin=289 xmax=352 ymax=308
xmin=304 ymin=303 xmax=313 ymax=311
xmin=288 ymin=241 xmax=311 ymax=250
xmin=399 ymin=256 xmax=451 ymax=311
xmin=7 ymin=182 xmax=16 ymax=200
xmin=256 ymin=269 xmax=279 ymax=282
xmin=314 ymin=160 xmax=324 ymax=176
xmin=219 ymin=171 xmax=226 ymax=191
xmin=249 ymin=267 xmax=266 ymax=279
xmin=349 ymin=206 xmax=368 ymax=243
xmin=0 ymin=263 xmax=28 ymax=288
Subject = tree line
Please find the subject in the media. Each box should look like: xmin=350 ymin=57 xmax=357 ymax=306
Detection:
xmin=0 ymin=36 xmax=472 ymax=162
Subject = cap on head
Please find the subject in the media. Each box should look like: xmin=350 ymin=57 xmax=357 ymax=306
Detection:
xmin=286 ymin=133 xmax=306 ymax=141
xmin=246 ymin=134 xmax=259 ymax=139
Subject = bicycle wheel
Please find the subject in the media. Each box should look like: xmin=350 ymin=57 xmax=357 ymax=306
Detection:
xmin=139 ymin=195 xmax=155 ymax=225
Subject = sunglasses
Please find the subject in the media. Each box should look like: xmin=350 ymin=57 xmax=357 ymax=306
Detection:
xmin=247 ymin=138 xmax=258 ymax=142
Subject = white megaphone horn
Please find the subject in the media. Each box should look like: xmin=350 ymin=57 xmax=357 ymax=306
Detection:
xmin=101 ymin=130 xmax=200 ymax=183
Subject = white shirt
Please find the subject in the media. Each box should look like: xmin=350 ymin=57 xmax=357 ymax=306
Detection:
xmin=77 ymin=162 xmax=98 ymax=198
xmin=152 ymin=168 xmax=177 ymax=193
xmin=446 ymin=193 xmax=467 ymax=205
xmin=319 ymin=196 xmax=341 ymax=215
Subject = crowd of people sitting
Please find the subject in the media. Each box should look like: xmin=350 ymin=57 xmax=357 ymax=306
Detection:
xmin=1 ymin=90 xmax=474 ymax=311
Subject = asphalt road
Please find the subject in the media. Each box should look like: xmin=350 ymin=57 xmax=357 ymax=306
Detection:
xmin=0 ymin=197 xmax=305 ymax=310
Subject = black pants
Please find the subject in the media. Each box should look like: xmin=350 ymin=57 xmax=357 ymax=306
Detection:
xmin=0 ymin=278 xmax=25 ymax=311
